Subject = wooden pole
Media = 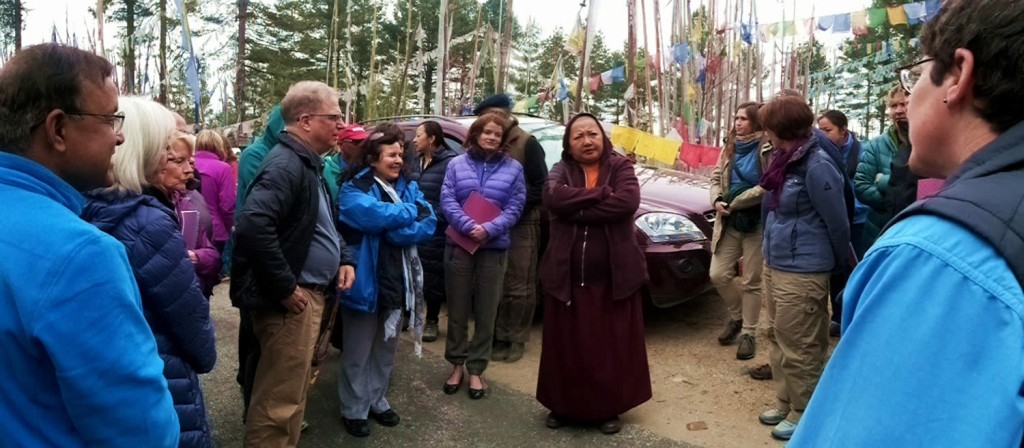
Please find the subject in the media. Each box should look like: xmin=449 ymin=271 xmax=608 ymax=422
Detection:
xmin=626 ymin=0 xmax=637 ymax=127
xmin=640 ymin=0 xmax=654 ymax=132
xmin=435 ymin=0 xmax=448 ymax=115
xmin=467 ymin=4 xmax=484 ymax=107
xmin=573 ymin=1 xmax=594 ymax=113
xmin=394 ymin=0 xmax=415 ymax=115
xmin=652 ymin=0 xmax=667 ymax=134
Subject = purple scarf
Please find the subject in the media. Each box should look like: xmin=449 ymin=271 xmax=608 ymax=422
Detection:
xmin=759 ymin=137 xmax=810 ymax=211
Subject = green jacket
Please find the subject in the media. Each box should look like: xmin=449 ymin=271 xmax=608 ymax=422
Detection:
xmin=854 ymin=125 xmax=902 ymax=212
xmin=235 ymin=105 xmax=284 ymax=216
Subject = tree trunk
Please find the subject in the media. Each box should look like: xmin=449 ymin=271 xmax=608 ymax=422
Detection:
xmin=466 ymin=4 xmax=483 ymax=107
xmin=394 ymin=0 xmax=414 ymax=116
xmin=14 ymin=0 xmax=21 ymax=52
xmin=496 ymin=0 xmax=513 ymax=93
xmin=625 ymin=0 xmax=637 ymax=127
xmin=640 ymin=0 xmax=653 ymax=132
xmin=158 ymin=0 xmax=167 ymax=105
xmin=236 ymin=0 xmax=248 ymax=126
xmin=124 ymin=0 xmax=136 ymax=94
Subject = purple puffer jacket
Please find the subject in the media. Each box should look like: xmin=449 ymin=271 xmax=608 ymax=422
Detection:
xmin=440 ymin=151 xmax=526 ymax=249
xmin=195 ymin=151 xmax=236 ymax=244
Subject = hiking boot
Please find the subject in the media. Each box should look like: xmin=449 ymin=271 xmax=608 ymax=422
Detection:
xmin=717 ymin=319 xmax=743 ymax=345
xmin=758 ymin=408 xmax=789 ymax=426
xmin=423 ymin=320 xmax=439 ymax=342
xmin=771 ymin=419 xmax=798 ymax=440
xmin=736 ymin=334 xmax=755 ymax=360
xmin=749 ymin=363 xmax=772 ymax=380
xmin=491 ymin=340 xmax=510 ymax=361
xmin=505 ymin=342 xmax=525 ymax=363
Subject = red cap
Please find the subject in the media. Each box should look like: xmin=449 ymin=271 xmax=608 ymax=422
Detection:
xmin=338 ymin=124 xmax=369 ymax=142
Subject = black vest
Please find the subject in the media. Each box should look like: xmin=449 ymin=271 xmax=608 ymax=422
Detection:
xmin=887 ymin=122 xmax=1024 ymax=286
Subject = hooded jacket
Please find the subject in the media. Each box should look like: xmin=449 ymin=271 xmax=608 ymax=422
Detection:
xmin=236 ymin=105 xmax=284 ymax=214
xmin=194 ymin=150 xmax=235 ymax=244
xmin=0 ymin=152 xmax=179 ymax=448
xmin=540 ymin=113 xmax=648 ymax=303
xmin=82 ymin=189 xmax=217 ymax=448
xmin=337 ymin=168 xmax=436 ymax=313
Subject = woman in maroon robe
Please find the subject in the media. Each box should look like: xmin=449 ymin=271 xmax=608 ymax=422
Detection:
xmin=537 ymin=113 xmax=652 ymax=435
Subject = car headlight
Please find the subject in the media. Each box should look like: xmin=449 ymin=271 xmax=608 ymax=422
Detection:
xmin=635 ymin=212 xmax=707 ymax=243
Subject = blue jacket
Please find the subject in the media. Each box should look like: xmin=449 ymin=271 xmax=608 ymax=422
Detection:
xmin=762 ymin=135 xmax=850 ymax=273
xmin=792 ymin=121 xmax=1024 ymax=447
xmin=0 ymin=153 xmax=178 ymax=448
xmin=338 ymin=168 xmax=436 ymax=313
xmin=82 ymin=189 xmax=217 ymax=448
xmin=790 ymin=216 xmax=1024 ymax=447
xmin=440 ymin=151 xmax=526 ymax=250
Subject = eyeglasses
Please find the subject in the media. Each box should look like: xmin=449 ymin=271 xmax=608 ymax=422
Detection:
xmin=66 ymin=111 xmax=126 ymax=134
xmin=308 ymin=113 xmax=344 ymax=123
xmin=897 ymin=57 xmax=935 ymax=94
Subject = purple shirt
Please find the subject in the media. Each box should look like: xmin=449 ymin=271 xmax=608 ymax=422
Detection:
xmin=194 ymin=151 xmax=236 ymax=243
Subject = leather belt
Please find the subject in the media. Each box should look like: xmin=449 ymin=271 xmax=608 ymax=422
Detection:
xmin=297 ymin=283 xmax=330 ymax=294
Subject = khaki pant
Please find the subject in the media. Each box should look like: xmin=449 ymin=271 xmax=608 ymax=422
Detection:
xmin=244 ymin=287 xmax=325 ymax=447
xmin=495 ymin=209 xmax=540 ymax=344
xmin=709 ymin=225 xmax=764 ymax=334
xmin=763 ymin=266 xmax=830 ymax=423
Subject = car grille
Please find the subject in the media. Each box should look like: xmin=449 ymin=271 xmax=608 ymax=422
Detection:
xmin=703 ymin=210 xmax=716 ymax=224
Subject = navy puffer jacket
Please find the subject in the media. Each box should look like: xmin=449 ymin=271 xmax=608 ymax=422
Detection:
xmin=82 ymin=189 xmax=217 ymax=448
xmin=408 ymin=145 xmax=458 ymax=303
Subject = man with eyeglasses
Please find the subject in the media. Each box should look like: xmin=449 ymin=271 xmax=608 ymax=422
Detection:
xmin=232 ymin=81 xmax=356 ymax=446
xmin=854 ymin=84 xmax=914 ymax=248
xmin=0 ymin=44 xmax=179 ymax=446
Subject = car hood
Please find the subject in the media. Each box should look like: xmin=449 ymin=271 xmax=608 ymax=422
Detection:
xmin=634 ymin=165 xmax=713 ymax=216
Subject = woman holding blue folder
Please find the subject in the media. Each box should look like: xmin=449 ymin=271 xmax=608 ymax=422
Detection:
xmin=439 ymin=112 xmax=526 ymax=399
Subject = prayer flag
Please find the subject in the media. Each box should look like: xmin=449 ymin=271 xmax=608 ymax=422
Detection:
xmin=832 ymin=14 xmax=852 ymax=33
xmin=867 ymin=8 xmax=887 ymax=28
xmin=887 ymin=6 xmax=908 ymax=25
xmin=925 ymin=0 xmax=941 ymax=21
xmin=903 ymin=2 xmax=927 ymax=25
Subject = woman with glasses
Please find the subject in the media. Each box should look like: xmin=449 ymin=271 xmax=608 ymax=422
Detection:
xmin=165 ymin=131 xmax=222 ymax=298
xmin=755 ymin=95 xmax=849 ymax=442
xmin=81 ymin=97 xmax=216 ymax=448
xmin=792 ymin=1 xmax=1024 ymax=445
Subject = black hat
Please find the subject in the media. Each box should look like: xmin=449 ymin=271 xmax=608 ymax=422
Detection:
xmin=473 ymin=93 xmax=514 ymax=115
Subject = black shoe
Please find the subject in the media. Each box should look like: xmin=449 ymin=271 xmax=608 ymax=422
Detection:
xmin=423 ymin=320 xmax=439 ymax=342
xmin=491 ymin=340 xmax=510 ymax=361
xmin=749 ymin=363 xmax=773 ymax=380
xmin=468 ymin=375 xmax=488 ymax=400
xmin=341 ymin=418 xmax=370 ymax=437
xmin=599 ymin=416 xmax=622 ymax=435
xmin=717 ymin=319 xmax=743 ymax=345
xmin=736 ymin=334 xmax=756 ymax=360
xmin=829 ymin=321 xmax=841 ymax=338
xmin=369 ymin=409 xmax=401 ymax=427
xmin=505 ymin=342 xmax=525 ymax=363
xmin=545 ymin=412 xmax=565 ymax=429
xmin=443 ymin=366 xmax=464 ymax=395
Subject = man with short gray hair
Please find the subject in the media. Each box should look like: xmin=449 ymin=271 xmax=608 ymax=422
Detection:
xmin=232 ymin=80 xmax=357 ymax=446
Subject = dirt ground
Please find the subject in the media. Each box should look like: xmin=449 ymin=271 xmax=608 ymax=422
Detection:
xmin=422 ymin=291 xmax=832 ymax=448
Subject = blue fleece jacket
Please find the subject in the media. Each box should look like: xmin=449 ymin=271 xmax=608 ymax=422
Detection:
xmin=790 ymin=215 xmax=1024 ymax=447
xmin=0 ymin=153 xmax=178 ymax=447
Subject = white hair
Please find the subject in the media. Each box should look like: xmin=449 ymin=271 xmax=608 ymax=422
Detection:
xmin=109 ymin=96 xmax=176 ymax=195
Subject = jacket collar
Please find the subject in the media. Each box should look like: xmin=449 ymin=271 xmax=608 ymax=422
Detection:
xmin=948 ymin=120 xmax=1024 ymax=184
xmin=0 ymin=152 xmax=85 ymax=215
xmin=277 ymin=131 xmax=325 ymax=170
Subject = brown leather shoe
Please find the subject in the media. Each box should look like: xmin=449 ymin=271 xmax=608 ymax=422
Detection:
xmin=749 ymin=363 xmax=773 ymax=380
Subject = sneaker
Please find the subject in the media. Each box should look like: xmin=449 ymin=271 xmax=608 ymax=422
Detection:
xmin=771 ymin=419 xmax=798 ymax=440
xmin=736 ymin=334 xmax=755 ymax=360
xmin=423 ymin=320 xmax=439 ymax=342
xmin=829 ymin=321 xmax=841 ymax=338
xmin=717 ymin=319 xmax=743 ymax=345
xmin=491 ymin=340 xmax=510 ymax=361
xmin=758 ymin=408 xmax=789 ymax=426
xmin=749 ymin=363 xmax=773 ymax=380
xmin=505 ymin=342 xmax=525 ymax=363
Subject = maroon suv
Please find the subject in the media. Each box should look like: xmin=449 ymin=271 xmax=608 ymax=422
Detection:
xmin=383 ymin=115 xmax=715 ymax=308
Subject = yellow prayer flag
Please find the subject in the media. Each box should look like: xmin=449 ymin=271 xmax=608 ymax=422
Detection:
xmin=851 ymin=11 xmax=867 ymax=28
xmin=887 ymin=6 xmax=908 ymax=25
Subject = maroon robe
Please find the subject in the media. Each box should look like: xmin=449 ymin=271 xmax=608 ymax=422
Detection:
xmin=536 ymin=114 xmax=652 ymax=420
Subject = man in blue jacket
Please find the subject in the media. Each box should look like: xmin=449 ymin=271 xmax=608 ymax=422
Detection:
xmin=0 ymin=44 xmax=178 ymax=447
xmin=791 ymin=1 xmax=1024 ymax=445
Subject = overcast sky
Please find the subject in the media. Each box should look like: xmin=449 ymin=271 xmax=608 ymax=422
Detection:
xmin=24 ymin=0 xmax=872 ymax=52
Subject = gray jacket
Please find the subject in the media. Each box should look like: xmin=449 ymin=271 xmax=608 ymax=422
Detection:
xmin=762 ymin=137 xmax=850 ymax=273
